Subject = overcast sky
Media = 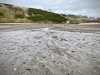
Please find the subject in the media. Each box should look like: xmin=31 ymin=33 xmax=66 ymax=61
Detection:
xmin=0 ymin=0 xmax=100 ymax=18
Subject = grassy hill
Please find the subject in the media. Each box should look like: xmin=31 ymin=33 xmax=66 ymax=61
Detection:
xmin=0 ymin=3 xmax=67 ymax=23
xmin=0 ymin=3 xmax=98 ymax=23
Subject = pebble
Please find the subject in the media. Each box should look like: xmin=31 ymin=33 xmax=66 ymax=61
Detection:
xmin=53 ymin=60 xmax=56 ymax=62
xmin=14 ymin=68 xmax=17 ymax=71
xmin=0 ymin=53 xmax=3 ymax=54
xmin=23 ymin=62 xmax=26 ymax=64
xmin=42 ymin=64 xmax=45 ymax=67
xmin=38 ymin=41 xmax=41 ymax=43
xmin=92 ymin=44 xmax=94 ymax=45
xmin=25 ymin=68 xmax=31 ymax=71
xmin=68 ymin=73 xmax=70 ymax=75
xmin=3 ymin=65 xmax=5 ymax=68
xmin=71 ymin=51 xmax=75 ymax=53
xmin=6 ymin=46 xmax=9 ymax=50
xmin=12 ymin=63 xmax=15 ymax=65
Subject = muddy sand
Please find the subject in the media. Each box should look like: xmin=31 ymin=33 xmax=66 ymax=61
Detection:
xmin=0 ymin=23 xmax=100 ymax=75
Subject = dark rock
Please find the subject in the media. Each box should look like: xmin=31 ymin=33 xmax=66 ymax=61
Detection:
xmin=0 ymin=53 xmax=3 ymax=54
xmin=92 ymin=44 xmax=94 ymax=45
xmin=23 ymin=62 xmax=26 ymax=64
xmin=71 ymin=51 xmax=75 ymax=53
xmin=68 ymin=73 xmax=70 ymax=75
xmin=53 ymin=60 xmax=56 ymax=62
xmin=42 ymin=64 xmax=45 ymax=67
xmin=25 ymin=68 xmax=31 ymax=71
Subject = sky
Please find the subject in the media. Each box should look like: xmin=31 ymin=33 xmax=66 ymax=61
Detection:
xmin=0 ymin=0 xmax=100 ymax=18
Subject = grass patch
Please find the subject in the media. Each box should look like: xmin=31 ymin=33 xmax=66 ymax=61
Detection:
xmin=0 ymin=4 xmax=2 ymax=7
xmin=28 ymin=8 xmax=67 ymax=23
xmin=0 ymin=13 xmax=4 ymax=17
xmin=15 ymin=14 xmax=24 ymax=19
xmin=27 ymin=15 xmax=45 ymax=21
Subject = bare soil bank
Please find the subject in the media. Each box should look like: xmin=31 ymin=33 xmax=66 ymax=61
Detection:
xmin=0 ymin=23 xmax=100 ymax=75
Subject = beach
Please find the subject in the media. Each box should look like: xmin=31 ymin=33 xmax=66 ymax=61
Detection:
xmin=0 ymin=23 xmax=100 ymax=75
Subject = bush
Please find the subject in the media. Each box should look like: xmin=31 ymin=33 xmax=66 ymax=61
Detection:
xmin=28 ymin=8 xmax=67 ymax=23
xmin=0 ymin=13 xmax=4 ymax=17
xmin=27 ymin=15 xmax=45 ymax=21
xmin=3 ymin=3 xmax=13 ymax=7
xmin=15 ymin=14 xmax=24 ymax=19
xmin=0 ymin=4 xmax=2 ymax=7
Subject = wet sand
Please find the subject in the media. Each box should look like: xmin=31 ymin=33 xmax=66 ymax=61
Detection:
xmin=0 ymin=23 xmax=100 ymax=75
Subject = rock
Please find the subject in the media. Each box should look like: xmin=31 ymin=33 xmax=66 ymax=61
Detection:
xmin=71 ymin=51 xmax=75 ymax=53
xmin=12 ymin=63 xmax=15 ymax=65
xmin=68 ymin=73 xmax=70 ymax=75
xmin=3 ymin=65 xmax=5 ymax=68
xmin=53 ymin=60 xmax=56 ymax=62
xmin=42 ymin=65 xmax=45 ymax=67
xmin=92 ymin=44 xmax=94 ymax=45
xmin=38 ymin=41 xmax=41 ymax=43
xmin=0 ymin=53 xmax=3 ymax=54
xmin=14 ymin=68 xmax=17 ymax=71
xmin=25 ymin=69 xmax=31 ymax=71
xmin=23 ymin=62 xmax=26 ymax=64
xmin=60 ymin=68 xmax=62 ymax=70
xmin=6 ymin=46 xmax=9 ymax=50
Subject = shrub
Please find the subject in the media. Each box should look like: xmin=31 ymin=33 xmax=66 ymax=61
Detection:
xmin=15 ymin=14 xmax=24 ymax=19
xmin=0 ymin=13 xmax=4 ymax=17
xmin=27 ymin=8 xmax=67 ymax=23
xmin=0 ymin=4 xmax=2 ymax=7
xmin=27 ymin=15 xmax=45 ymax=21
xmin=4 ymin=3 xmax=13 ymax=7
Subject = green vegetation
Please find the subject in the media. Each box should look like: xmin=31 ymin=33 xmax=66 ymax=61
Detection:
xmin=15 ymin=14 xmax=24 ymax=19
xmin=27 ymin=8 xmax=67 ymax=23
xmin=0 ymin=13 xmax=4 ymax=17
xmin=0 ymin=4 xmax=2 ymax=7
xmin=0 ymin=3 xmax=67 ymax=23
xmin=27 ymin=15 xmax=45 ymax=21
xmin=3 ymin=3 xmax=13 ymax=7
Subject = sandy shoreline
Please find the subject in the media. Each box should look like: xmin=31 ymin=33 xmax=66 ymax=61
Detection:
xmin=0 ymin=23 xmax=100 ymax=33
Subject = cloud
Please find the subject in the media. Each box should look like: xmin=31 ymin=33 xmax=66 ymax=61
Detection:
xmin=50 ymin=0 xmax=100 ymax=18
xmin=0 ymin=0 xmax=100 ymax=18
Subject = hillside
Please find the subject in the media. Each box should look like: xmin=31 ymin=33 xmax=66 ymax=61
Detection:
xmin=61 ymin=14 xmax=99 ymax=23
xmin=0 ymin=3 xmax=67 ymax=23
xmin=0 ymin=3 xmax=98 ymax=23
